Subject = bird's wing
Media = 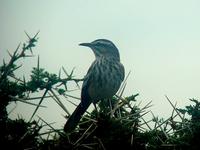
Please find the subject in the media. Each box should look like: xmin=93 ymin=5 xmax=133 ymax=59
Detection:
xmin=119 ymin=62 xmax=125 ymax=81
xmin=81 ymin=62 xmax=95 ymax=106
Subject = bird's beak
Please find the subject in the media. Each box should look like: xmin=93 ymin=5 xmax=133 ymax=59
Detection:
xmin=79 ymin=42 xmax=92 ymax=47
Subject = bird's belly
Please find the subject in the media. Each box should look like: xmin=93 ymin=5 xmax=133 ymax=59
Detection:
xmin=88 ymin=73 xmax=121 ymax=103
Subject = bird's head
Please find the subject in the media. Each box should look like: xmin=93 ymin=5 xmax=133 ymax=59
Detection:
xmin=79 ymin=39 xmax=120 ymax=60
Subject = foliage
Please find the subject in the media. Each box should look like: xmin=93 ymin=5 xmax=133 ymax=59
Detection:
xmin=0 ymin=33 xmax=200 ymax=149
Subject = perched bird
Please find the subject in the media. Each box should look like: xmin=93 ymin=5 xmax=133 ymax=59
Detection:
xmin=64 ymin=39 xmax=125 ymax=132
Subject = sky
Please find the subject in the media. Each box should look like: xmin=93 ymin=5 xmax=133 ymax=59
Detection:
xmin=1 ymin=0 xmax=200 ymax=129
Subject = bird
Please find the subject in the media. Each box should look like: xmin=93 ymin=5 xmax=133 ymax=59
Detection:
xmin=64 ymin=39 xmax=125 ymax=133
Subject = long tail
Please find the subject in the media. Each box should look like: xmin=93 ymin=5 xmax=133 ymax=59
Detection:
xmin=64 ymin=101 xmax=91 ymax=133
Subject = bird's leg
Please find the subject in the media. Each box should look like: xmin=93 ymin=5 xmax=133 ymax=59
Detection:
xmin=109 ymin=98 xmax=114 ymax=118
xmin=93 ymin=103 xmax=99 ymax=118
xmin=109 ymin=98 xmax=112 ymax=110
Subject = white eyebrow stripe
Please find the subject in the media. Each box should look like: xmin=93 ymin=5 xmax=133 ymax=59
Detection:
xmin=93 ymin=40 xmax=115 ymax=47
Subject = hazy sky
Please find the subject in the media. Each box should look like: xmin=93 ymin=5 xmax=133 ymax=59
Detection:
xmin=1 ymin=0 xmax=200 ymax=128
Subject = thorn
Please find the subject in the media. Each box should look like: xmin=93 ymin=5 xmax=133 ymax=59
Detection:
xmin=37 ymin=55 xmax=40 ymax=70
xmin=58 ymin=68 xmax=61 ymax=78
xmin=7 ymin=50 xmax=13 ymax=58
xmin=62 ymin=66 xmax=69 ymax=76
xmin=15 ymin=43 xmax=21 ymax=52
xmin=29 ymin=89 xmax=48 ymax=122
xmin=68 ymin=67 xmax=75 ymax=78
xmin=12 ymin=64 xmax=23 ymax=71
xmin=64 ymin=84 xmax=68 ymax=90
xmin=23 ymin=75 xmax=26 ymax=85
xmin=30 ymin=48 xmax=33 ymax=54
xmin=75 ymin=80 xmax=80 ymax=89
xmin=24 ymin=31 xmax=31 ymax=39
xmin=13 ymin=43 xmax=21 ymax=56
xmin=3 ymin=59 xmax=6 ymax=66
xmin=33 ymin=30 xmax=40 ymax=39
xmin=24 ymin=54 xmax=35 ymax=57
